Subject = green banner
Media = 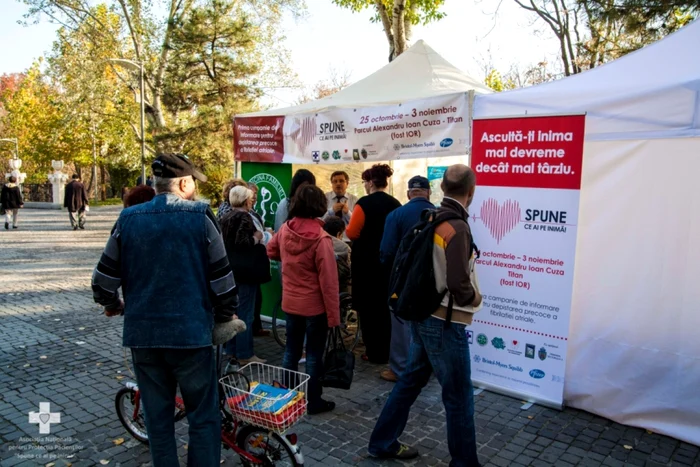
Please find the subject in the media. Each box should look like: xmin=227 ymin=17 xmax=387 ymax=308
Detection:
xmin=242 ymin=162 xmax=292 ymax=318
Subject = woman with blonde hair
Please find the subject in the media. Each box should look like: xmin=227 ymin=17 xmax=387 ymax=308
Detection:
xmin=219 ymin=185 xmax=271 ymax=364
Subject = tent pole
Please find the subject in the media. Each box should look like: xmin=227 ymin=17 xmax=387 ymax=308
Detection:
xmin=467 ymin=90 xmax=475 ymax=166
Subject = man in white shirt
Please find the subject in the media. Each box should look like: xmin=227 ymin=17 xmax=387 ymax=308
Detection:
xmin=323 ymin=171 xmax=358 ymax=227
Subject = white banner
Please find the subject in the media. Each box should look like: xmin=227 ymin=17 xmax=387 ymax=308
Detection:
xmin=280 ymin=93 xmax=469 ymax=164
xmin=468 ymin=115 xmax=586 ymax=408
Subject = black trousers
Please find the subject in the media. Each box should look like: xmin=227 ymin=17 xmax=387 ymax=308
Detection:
xmin=358 ymin=304 xmax=391 ymax=364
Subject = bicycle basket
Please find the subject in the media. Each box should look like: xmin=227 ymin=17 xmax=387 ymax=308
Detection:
xmin=220 ymin=363 xmax=310 ymax=434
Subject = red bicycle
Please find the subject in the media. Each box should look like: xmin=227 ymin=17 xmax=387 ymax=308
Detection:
xmin=115 ymin=356 xmax=307 ymax=466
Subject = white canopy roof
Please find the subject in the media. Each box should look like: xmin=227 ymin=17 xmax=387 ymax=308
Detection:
xmin=475 ymin=20 xmax=700 ymax=141
xmin=243 ymin=40 xmax=492 ymax=117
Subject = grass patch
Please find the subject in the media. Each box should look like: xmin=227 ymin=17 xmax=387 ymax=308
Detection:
xmin=92 ymin=198 xmax=124 ymax=206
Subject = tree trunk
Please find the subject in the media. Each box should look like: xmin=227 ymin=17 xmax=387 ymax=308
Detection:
xmin=374 ymin=0 xmax=395 ymax=62
xmin=550 ymin=0 xmax=572 ymax=76
xmin=392 ymin=0 xmax=408 ymax=59
xmin=100 ymin=164 xmax=107 ymax=201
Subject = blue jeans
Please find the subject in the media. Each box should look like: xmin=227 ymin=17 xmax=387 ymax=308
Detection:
xmin=368 ymin=317 xmax=480 ymax=467
xmin=281 ymin=312 xmax=328 ymax=408
xmin=131 ymin=347 xmax=220 ymax=467
xmin=389 ymin=314 xmax=411 ymax=376
xmin=225 ymin=283 xmax=256 ymax=359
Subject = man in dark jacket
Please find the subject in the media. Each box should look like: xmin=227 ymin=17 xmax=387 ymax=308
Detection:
xmin=1 ymin=176 xmax=24 ymax=230
xmin=64 ymin=174 xmax=89 ymax=230
xmin=379 ymin=176 xmax=433 ymax=382
xmin=92 ymin=153 xmax=239 ymax=466
xmin=369 ymin=165 xmax=482 ymax=465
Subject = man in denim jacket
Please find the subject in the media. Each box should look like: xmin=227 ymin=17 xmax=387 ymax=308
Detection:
xmin=92 ymin=154 xmax=238 ymax=466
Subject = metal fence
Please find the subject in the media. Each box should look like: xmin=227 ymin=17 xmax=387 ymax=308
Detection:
xmin=22 ymin=183 xmax=53 ymax=203
xmin=0 ymin=182 xmax=52 ymax=203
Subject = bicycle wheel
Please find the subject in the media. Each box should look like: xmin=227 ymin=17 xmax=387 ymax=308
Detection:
xmin=272 ymin=297 xmax=287 ymax=348
xmin=115 ymin=387 xmax=187 ymax=445
xmin=115 ymin=387 xmax=149 ymax=444
xmin=339 ymin=293 xmax=361 ymax=351
xmin=236 ymin=425 xmax=302 ymax=467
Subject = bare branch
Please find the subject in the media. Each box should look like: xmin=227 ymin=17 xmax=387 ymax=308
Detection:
xmin=116 ymin=0 xmax=143 ymax=63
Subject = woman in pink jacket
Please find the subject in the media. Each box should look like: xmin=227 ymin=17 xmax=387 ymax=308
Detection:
xmin=267 ymin=184 xmax=340 ymax=414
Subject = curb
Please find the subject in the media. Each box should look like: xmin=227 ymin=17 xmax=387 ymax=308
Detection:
xmin=23 ymin=202 xmax=62 ymax=210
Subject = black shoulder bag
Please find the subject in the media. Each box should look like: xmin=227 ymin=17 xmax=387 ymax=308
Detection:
xmin=320 ymin=327 xmax=355 ymax=390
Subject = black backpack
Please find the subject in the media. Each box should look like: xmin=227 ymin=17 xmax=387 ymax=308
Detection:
xmin=387 ymin=209 xmax=466 ymax=324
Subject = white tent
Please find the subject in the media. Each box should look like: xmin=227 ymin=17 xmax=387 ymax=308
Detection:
xmin=245 ymin=40 xmax=491 ymax=117
xmin=475 ymin=21 xmax=700 ymax=445
xmin=237 ymin=40 xmax=491 ymax=195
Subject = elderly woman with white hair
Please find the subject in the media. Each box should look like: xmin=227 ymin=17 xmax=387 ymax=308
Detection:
xmin=219 ymin=186 xmax=271 ymax=364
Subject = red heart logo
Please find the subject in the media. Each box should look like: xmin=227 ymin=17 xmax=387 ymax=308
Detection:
xmin=480 ymin=198 xmax=521 ymax=243
xmin=513 ymin=340 xmax=518 ymax=346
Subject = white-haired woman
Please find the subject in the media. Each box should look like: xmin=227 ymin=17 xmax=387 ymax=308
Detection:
xmin=219 ymin=186 xmax=271 ymax=364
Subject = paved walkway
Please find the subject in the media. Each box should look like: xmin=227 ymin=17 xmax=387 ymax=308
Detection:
xmin=0 ymin=207 xmax=698 ymax=467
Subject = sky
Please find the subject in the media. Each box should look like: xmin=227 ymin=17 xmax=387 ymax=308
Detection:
xmin=0 ymin=0 xmax=561 ymax=108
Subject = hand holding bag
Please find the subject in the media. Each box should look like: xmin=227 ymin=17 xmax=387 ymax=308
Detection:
xmin=320 ymin=327 xmax=355 ymax=390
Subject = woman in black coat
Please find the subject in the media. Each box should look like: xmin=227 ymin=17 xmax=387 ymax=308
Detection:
xmin=1 ymin=175 xmax=23 ymax=230
xmin=346 ymin=164 xmax=401 ymax=364
xmin=219 ymin=185 xmax=271 ymax=365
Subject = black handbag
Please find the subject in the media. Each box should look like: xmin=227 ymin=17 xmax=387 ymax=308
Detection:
xmin=320 ymin=327 xmax=355 ymax=390
xmin=231 ymin=243 xmax=272 ymax=284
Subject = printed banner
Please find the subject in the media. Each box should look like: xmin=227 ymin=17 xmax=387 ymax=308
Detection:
xmin=468 ymin=115 xmax=585 ymax=407
xmin=234 ymin=116 xmax=285 ymax=163
xmin=427 ymin=166 xmax=448 ymax=206
xmin=241 ymin=162 xmax=292 ymax=319
xmin=234 ymin=93 xmax=469 ymax=163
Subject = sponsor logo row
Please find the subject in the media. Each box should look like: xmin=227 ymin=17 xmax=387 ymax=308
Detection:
xmin=467 ymin=331 xmax=564 ymax=382
xmin=309 ymin=138 xmax=454 ymax=163
xmin=466 ymin=330 xmax=563 ymax=362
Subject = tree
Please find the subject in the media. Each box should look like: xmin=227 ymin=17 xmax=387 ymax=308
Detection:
xmin=47 ymin=4 xmax=140 ymax=196
xmin=0 ymin=62 xmax=71 ymax=182
xmin=585 ymin=0 xmax=698 ymax=40
xmin=161 ymin=0 xmax=262 ymax=148
xmin=0 ymin=74 xmax=25 ymax=136
xmin=485 ymin=69 xmax=516 ymax=92
xmin=511 ymin=0 xmax=698 ymax=76
xmin=511 ymin=0 xmax=584 ymax=76
xmin=484 ymin=61 xmax=558 ymax=91
xmin=296 ymin=68 xmax=352 ymax=104
xmin=24 ymin=0 xmax=303 ymax=132
xmin=159 ymin=0 xmax=275 ymax=200
xmin=22 ymin=0 xmax=303 ymax=197
xmin=331 ymin=0 xmax=446 ymax=61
